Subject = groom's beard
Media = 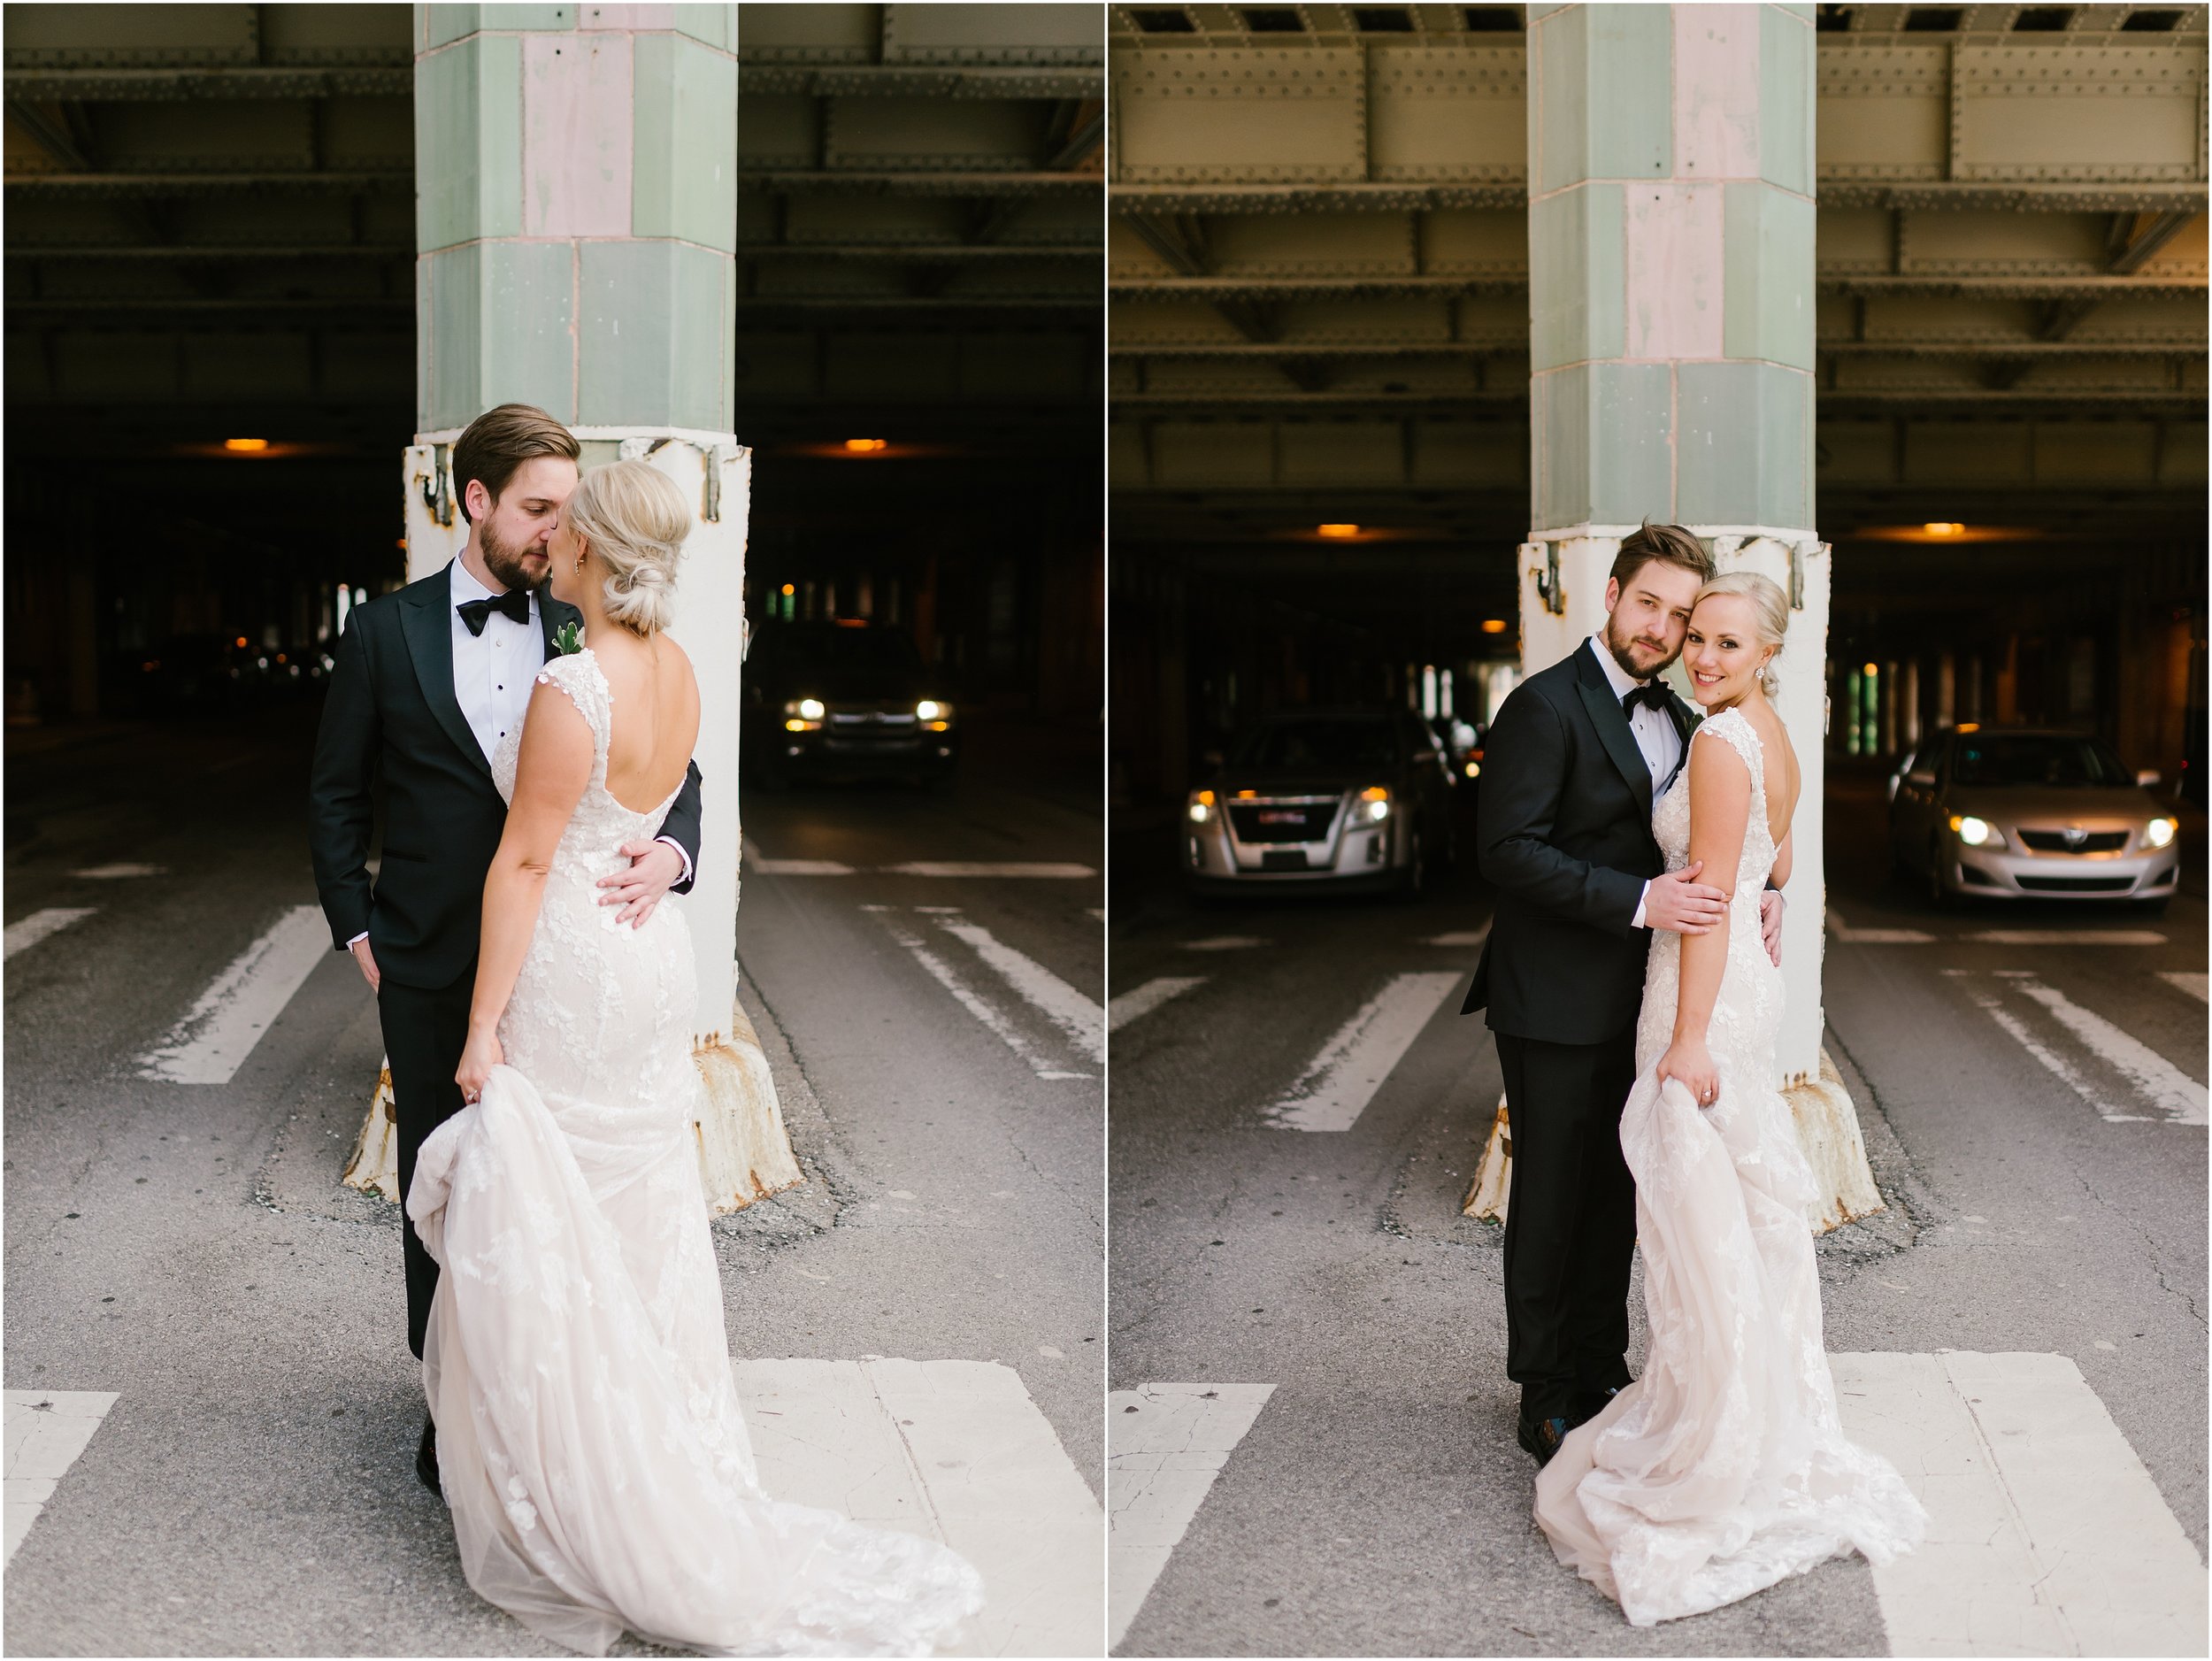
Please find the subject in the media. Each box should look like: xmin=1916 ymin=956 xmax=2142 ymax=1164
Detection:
xmin=1602 ymin=615 xmax=1677 ymax=682
xmin=480 ymin=519 xmax=550 ymax=594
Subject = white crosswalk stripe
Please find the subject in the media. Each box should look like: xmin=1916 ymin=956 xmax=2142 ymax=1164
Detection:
xmin=1834 ymin=1350 xmax=2207 ymax=1657
xmin=1948 ymin=969 xmax=2206 ymax=1126
xmin=1264 ymin=972 xmax=1462 ymax=1132
xmin=879 ymin=911 xmax=1094 ymax=1080
xmin=1108 ymin=976 xmax=1206 ymax=1034
xmin=4 ymin=907 xmax=96 ymax=960
xmin=936 ymin=919 xmax=1103 ymax=1065
xmin=741 ymin=1357 xmax=1101 ymax=1658
xmin=1107 ymin=1382 xmax=1273 ymax=1650
xmin=4 ymin=1389 xmax=119 ymax=1566
xmin=2158 ymin=970 xmax=2208 ymax=1004
xmin=136 ymin=904 xmax=329 ymax=1084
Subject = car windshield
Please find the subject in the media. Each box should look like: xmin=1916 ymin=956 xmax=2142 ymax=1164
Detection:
xmin=1950 ymin=734 xmax=2134 ymax=788
xmin=759 ymin=627 xmax=922 ymax=672
xmin=1233 ymin=719 xmax=1399 ymax=773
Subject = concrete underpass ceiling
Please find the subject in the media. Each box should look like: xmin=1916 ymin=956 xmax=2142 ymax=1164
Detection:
xmin=1106 ymin=2 xmax=2210 ymax=550
xmin=3 ymin=4 xmax=1103 ymax=559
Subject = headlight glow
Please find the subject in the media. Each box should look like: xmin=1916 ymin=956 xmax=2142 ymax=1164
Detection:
xmin=797 ymin=697 xmax=826 ymax=720
xmin=2147 ymin=817 xmax=2177 ymax=850
xmin=1950 ymin=814 xmax=2002 ymax=849
xmin=1360 ymin=786 xmax=1391 ymax=822
xmin=1463 ymin=761 xmax=1480 ymax=779
xmin=916 ymin=699 xmax=943 ymax=721
xmin=1187 ymin=788 xmax=1215 ymax=825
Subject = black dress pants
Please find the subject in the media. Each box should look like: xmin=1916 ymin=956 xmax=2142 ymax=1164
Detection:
xmin=376 ymin=961 xmax=477 ymax=1363
xmin=1494 ymin=1027 xmax=1640 ymax=1423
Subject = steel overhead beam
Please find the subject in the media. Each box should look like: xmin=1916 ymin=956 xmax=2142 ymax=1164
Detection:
xmin=738 ymin=65 xmax=1102 ymax=99
xmin=1113 ymin=389 xmax=1526 ymax=409
xmin=1818 ymin=182 xmax=2212 ymax=212
xmin=4 ymin=170 xmax=410 ymax=196
xmin=740 ymin=242 xmax=1100 ymax=261
xmin=1108 ymin=182 xmax=2209 ymax=216
xmin=7 ymin=243 xmax=411 ymax=260
xmin=1113 ymin=340 xmax=1517 ymax=358
xmin=1110 ymin=273 xmax=2208 ymax=301
xmin=9 ymin=296 xmax=409 ymax=315
xmin=4 ymin=102 xmax=91 ymax=171
xmin=739 ymin=169 xmax=1097 ymax=197
xmin=1822 ymin=340 xmax=2200 ymax=357
xmin=3 ymin=66 xmax=411 ymax=101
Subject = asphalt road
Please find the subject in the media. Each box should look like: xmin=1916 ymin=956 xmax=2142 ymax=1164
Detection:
xmin=1106 ymin=774 xmax=2207 ymax=1657
xmin=4 ymin=704 xmax=1104 ymax=1655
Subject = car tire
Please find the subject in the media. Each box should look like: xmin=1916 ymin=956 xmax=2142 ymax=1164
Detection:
xmin=1925 ymin=837 xmax=1955 ymax=911
xmin=1395 ymin=822 xmax=1427 ymax=903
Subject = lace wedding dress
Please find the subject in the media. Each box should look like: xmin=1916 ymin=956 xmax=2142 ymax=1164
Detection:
xmin=407 ymin=649 xmax=985 ymax=1657
xmin=1532 ymin=706 xmax=1925 ymax=1627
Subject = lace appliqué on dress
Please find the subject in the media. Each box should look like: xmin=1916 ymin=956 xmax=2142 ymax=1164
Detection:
xmin=1531 ymin=706 xmax=1927 ymax=1627
xmin=409 ymin=648 xmax=986 ymax=1655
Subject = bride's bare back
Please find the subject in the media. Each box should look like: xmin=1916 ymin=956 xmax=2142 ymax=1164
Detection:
xmin=593 ymin=631 xmax=700 ymax=817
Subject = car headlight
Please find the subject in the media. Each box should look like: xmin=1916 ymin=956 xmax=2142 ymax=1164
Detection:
xmin=917 ymin=699 xmax=950 ymax=721
xmin=1187 ymin=788 xmax=1215 ymax=825
xmin=1463 ymin=761 xmax=1480 ymax=779
xmin=1950 ymin=814 xmax=2005 ymax=849
xmin=2146 ymin=817 xmax=2177 ymax=850
xmin=1359 ymin=785 xmax=1391 ymax=823
xmin=795 ymin=697 xmax=826 ymax=719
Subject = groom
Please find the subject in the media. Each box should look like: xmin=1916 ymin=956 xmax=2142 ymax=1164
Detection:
xmin=306 ymin=403 xmax=707 ymax=1496
xmin=1463 ymin=522 xmax=1783 ymax=1465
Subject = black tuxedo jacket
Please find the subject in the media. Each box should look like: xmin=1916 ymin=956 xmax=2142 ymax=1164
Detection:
xmin=307 ymin=562 xmax=703 ymax=990
xmin=1462 ymin=639 xmax=1698 ymax=1045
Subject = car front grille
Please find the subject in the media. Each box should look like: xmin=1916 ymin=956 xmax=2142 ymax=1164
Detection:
xmin=827 ymin=707 xmax=917 ymax=729
xmin=1225 ymin=798 xmax=1339 ymax=844
xmin=2016 ymin=875 xmax=2136 ymax=893
xmin=2016 ymin=830 xmax=2129 ymax=854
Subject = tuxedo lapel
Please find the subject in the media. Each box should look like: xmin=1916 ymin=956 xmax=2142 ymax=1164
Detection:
xmin=399 ymin=567 xmax=493 ymax=781
xmin=1574 ymin=642 xmax=1653 ymax=819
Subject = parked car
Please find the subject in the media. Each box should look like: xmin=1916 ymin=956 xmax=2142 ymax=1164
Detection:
xmin=1888 ymin=726 xmax=2180 ymax=912
xmin=1183 ymin=707 xmax=1455 ymax=899
xmin=741 ymin=620 xmax=956 ymax=788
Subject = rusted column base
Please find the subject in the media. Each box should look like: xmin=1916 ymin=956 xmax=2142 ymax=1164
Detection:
xmin=1460 ymin=1049 xmax=1884 ymax=1236
xmin=340 ymin=1003 xmax=804 ymax=1217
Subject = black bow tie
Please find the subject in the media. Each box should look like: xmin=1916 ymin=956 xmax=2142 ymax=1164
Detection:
xmin=457 ymin=589 xmax=531 ymax=636
xmin=1622 ymin=681 xmax=1673 ymax=717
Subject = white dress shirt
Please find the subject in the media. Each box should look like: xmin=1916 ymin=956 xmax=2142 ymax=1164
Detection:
xmin=1585 ymin=635 xmax=1682 ymax=931
xmin=450 ymin=557 xmax=546 ymax=765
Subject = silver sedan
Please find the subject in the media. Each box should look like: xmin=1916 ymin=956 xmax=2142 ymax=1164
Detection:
xmin=1888 ymin=726 xmax=2181 ymax=913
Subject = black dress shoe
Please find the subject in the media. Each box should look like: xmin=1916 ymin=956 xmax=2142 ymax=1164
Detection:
xmin=416 ymin=1414 xmax=442 ymax=1498
xmin=1517 ymin=1411 xmax=1570 ymax=1465
xmin=1569 ymin=1382 xmax=1626 ymax=1429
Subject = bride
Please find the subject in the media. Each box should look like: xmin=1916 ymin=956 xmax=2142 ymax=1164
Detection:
xmin=1532 ymin=572 xmax=1926 ymax=1626
xmin=412 ymin=458 xmax=985 ymax=1655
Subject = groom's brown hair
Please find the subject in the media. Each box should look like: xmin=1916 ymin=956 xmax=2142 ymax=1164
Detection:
xmin=452 ymin=404 xmax=580 ymax=524
xmin=1610 ymin=520 xmax=1714 ymax=591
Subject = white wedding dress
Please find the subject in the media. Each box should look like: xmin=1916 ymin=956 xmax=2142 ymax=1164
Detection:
xmin=1532 ymin=707 xmax=1925 ymax=1626
xmin=407 ymin=650 xmax=985 ymax=1656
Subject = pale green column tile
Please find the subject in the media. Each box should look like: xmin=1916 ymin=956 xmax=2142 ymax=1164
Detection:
xmin=1773 ymin=3 xmax=1814 ymax=19
xmin=578 ymin=241 xmax=733 ymax=427
xmin=424 ymin=242 xmax=484 ymax=431
xmin=482 ymin=240 xmax=577 ymax=419
xmin=1586 ymin=362 xmax=1675 ymax=525
xmin=416 ymin=35 xmax=522 ymax=250
xmin=1525 ymin=2 xmax=1573 ymax=17
xmin=483 ymin=4 xmax=575 ymax=28
xmin=415 ymin=258 xmax=434 ymax=429
xmin=1532 ymin=366 xmax=1590 ymax=529
xmin=1723 ymin=182 xmax=1815 ymax=368
xmin=1530 ymin=183 xmax=1623 ymax=371
xmin=426 ymin=4 xmax=480 ymax=48
xmin=1532 ymin=4 xmax=1587 ymax=196
xmin=674 ymin=4 xmax=733 ymax=48
xmin=1757 ymin=4 xmax=1816 ymax=196
xmin=1584 ymin=5 xmax=1671 ymax=181
xmin=634 ymin=35 xmax=739 ymax=250
xmin=1676 ymin=361 xmax=1811 ymax=527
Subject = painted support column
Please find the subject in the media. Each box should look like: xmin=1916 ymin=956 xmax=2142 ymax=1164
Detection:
xmin=347 ymin=3 xmax=801 ymax=1214
xmin=1470 ymin=3 xmax=1881 ymax=1233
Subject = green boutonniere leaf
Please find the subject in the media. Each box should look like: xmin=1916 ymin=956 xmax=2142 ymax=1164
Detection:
xmin=552 ymin=620 xmax=584 ymax=657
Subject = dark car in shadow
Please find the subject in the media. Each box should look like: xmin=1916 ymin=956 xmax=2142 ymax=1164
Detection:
xmin=741 ymin=620 xmax=957 ymax=788
xmin=1183 ymin=706 xmax=1456 ymax=900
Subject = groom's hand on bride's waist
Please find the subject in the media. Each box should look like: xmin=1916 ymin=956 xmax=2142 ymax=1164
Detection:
xmin=596 ymin=839 xmax=684 ymax=927
xmin=1760 ymin=889 xmax=1786 ymax=966
xmin=1642 ymin=862 xmax=1728 ymax=935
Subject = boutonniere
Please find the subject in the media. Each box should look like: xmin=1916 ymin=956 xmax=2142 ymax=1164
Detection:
xmin=552 ymin=619 xmax=584 ymax=657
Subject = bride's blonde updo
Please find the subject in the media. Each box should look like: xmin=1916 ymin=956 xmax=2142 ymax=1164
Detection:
xmin=1692 ymin=569 xmax=1790 ymax=671
xmin=564 ymin=458 xmax=690 ymax=635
